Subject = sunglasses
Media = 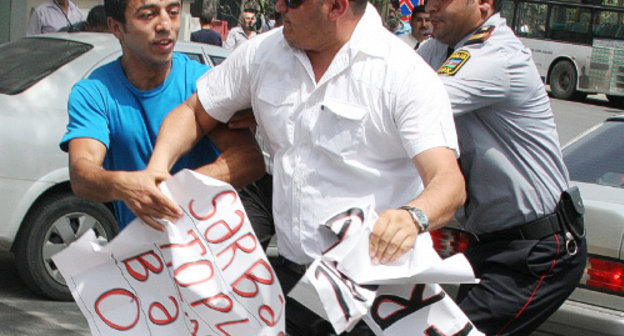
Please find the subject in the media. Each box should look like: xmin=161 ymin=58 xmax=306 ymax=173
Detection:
xmin=284 ymin=0 xmax=305 ymax=9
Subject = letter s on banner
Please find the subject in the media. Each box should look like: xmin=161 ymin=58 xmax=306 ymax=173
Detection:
xmin=94 ymin=288 xmax=140 ymax=331
xmin=189 ymin=190 xmax=238 ymax=220
xmin=122 ymin=251 xmax=164 ymax=282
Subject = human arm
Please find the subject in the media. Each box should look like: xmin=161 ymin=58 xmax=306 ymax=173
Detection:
xmin=368 ymin=148 xmax=466 ymax=264
xmin=27 ymin=10 xmax=42 ymax=35
xmin=195 ymin=122 xmax=264 ymax=188
xmin=68 ymin=138 xmax=183 ymax=230
xmin=438 ymin=48 xmax=509 ymax=115
xmin=223 ymin=29 xmax=237 ymax=49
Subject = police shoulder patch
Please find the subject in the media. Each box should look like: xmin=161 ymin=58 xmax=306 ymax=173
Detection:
xmin=437 ymin=50 xmax=471 ymax=76
xmin=465 ymin=25 xmax=495 ymax=45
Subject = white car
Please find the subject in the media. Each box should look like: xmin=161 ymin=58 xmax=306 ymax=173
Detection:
xmin=432 ymin=115 xmax=624 ymax=335
xmin=534 ymin=114 xmax=624 ymax=336
xmin=0 ymin=33 xmax=228 ymax=301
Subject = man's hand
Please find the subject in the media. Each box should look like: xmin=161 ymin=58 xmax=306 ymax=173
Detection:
xmin=114 ymin=169 xmax=182 ymax=231
xmin=369 ymin=209 xmax=419 ymax=264
xmin=227 ymin=108 xmax=256 ymax=129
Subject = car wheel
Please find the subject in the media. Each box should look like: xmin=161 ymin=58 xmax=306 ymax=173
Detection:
xmin=13 ymin=192 xmax=118 ymax=301
xmin=550 ymin=60 xmax=581 ymax=100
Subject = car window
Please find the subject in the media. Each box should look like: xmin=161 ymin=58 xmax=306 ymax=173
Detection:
xmin=210 ymin=56 xmax=226 ymax=66
xmin=0 ymin=38 xmax=92 ymax=95
xmin=563 ymin=120 xmax=624 ymax=188
xmin=183 ymin=52 xmax=205 ymax=64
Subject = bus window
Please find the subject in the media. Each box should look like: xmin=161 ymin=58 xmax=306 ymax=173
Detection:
xmin=514 ymin=2 xmax=547 ymax=38
xmin=593 ymin=10 xmax=624 ymax=38
xmin=549 ymin=5 xmax=592 ymax=44
xmin=501 ymin=0 xmax=515 ymax=23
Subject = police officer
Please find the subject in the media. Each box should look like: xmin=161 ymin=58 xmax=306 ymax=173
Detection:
xmin=418 ymin=0 xmax=587 ymax=335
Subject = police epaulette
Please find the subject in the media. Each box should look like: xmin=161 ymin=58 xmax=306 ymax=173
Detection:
xmin=464 ymin=25 xmax=495 ymax=45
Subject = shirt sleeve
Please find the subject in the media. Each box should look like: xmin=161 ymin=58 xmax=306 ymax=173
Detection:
xmin=439 ymin=47 xmax=510 ymax=116
xmin=59 ymin=80 xmax=110 ymax=152
xmin=394 ymin=59 xmax=459 ymax=159
xmin=223 ymin=30 xmax=236 ymax=49
xmin=27 ymin=10 xmax=42 ymax=36
xmin=195 ymin=43 xmax=254 ymax=123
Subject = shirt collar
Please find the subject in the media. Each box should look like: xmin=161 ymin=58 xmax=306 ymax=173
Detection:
xmin=345 ymin=3 xmax=389 ymax=59
xmin=454 ymin=13 xmax=503 ymax=49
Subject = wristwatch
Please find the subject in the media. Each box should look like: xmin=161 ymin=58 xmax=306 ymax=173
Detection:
xmin=399 ymin=206 xmax=430 ymax=234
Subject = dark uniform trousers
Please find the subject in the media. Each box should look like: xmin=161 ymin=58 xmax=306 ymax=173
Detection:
xmin=457 ymin=233 xmax=587 ymax=336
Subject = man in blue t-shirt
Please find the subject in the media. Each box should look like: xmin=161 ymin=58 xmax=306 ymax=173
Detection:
xmin=60 ymin=0 xmax=264 ymax=230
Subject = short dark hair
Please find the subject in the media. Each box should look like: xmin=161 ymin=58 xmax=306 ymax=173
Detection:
xmin=104 ymin=0 xmax=128 ymax=24
xmin=243 ymin=8 xmax=258 ymax=15
xmin=412 ymin=5 xmax=426 ymax=15
xmin=87 ymin=5 xmax=107 ymax=28
xmin=351 ymin=0 xmax=368 ymax=15
xmin=199 ymin=12 xmax=213 ymax=25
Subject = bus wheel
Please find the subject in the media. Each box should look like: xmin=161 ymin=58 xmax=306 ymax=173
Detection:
xmin=550 ymin=60 xmax=579 ymax=100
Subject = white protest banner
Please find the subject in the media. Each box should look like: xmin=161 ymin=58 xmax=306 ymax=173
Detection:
xmin=52 ymin=169 xmax=285 ymax=336
xmin=289 ymin=205 xmax=482 ymax=336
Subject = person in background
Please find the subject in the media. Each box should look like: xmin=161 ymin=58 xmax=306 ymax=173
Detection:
xmin=191 ymin=12 xmax=223 ymax=46
xmin=223 ymin=8 xmax=257 ymax=49
xmin=28 ymin=0 xmax=85 ymax=35
xmin=60 ymin=0 xmax=264 ymax=231
xmin=59 ymin=5 xmax=109 ymax=32
xmin=400 ymin=5 xmax=431 ymax=49
xmin=84 ymin=5 xmax=109 ymax=32
xmin=418 ymin=0 xmax=587 ymax=334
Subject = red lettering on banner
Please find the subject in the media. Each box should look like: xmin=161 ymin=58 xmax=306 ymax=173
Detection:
xmin=217 ymin=233 xmax=258 ymax=270
xmin=190 ymin=319 xmax=199 ymax=336
xmin=94 ymin=288 xmax=140 ymax=331
xmin=160 ymin=230 xmax=207 ymax=267
xmin=173 ymin=260 xmax=214 ymax=287
xmin=148 ymin=296 xmax=179 ymax=325
xmin=204 ymin=210 xmax=245 ymax=244
xmin=190 ymin=293 xmax=233 ymax=312
xmin=216 ymin=319 xmax=250 ymax=336
xmin=231 ymin=259 xmax=274 ymax=298
xmin=188 ymin=190 xmax=237 ymax=220
xmin=122 ymin=251 xmax=163 ymax=281
xmin=258 ymin=294 xmax=284 ymax=327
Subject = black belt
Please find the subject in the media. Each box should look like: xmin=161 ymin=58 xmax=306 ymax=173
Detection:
xmin=474 ymin=212 xmax=562 ymax=243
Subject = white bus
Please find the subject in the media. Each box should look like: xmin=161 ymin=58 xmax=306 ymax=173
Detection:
xmin=501 ymin=0 xmax=624 ymax=104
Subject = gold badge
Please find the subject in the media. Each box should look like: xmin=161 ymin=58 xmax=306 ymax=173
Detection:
xmin=437 ymin=50 xmax=471 ymax=76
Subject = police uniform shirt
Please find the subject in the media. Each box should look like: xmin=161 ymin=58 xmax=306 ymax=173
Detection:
xmin=418 ymin=13 xmax=569 ymax=234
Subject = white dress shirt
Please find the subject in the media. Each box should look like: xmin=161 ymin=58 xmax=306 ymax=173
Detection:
xmin=197 ymin=4 xmax=458 ymax=263
xmin=27 ymin=0 xmax=85 ymax=35
xmin=223 ymin=26 xmax=257 ymax=50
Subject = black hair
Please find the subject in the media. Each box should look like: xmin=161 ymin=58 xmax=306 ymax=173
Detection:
xmin=413 ymin=5 xmax=426 ymax=15
xmin=199 ymin=12 xmax=214 ymax=25
xmin=351 ymin=0 xmax=368 ymax=15
xmin=87 ymin=5 xmax=107 ymax=28
xmin=243 ymin=8 xmax=258 ymax=15
xmin=104 ymin=0 xmax=128 ymax=24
